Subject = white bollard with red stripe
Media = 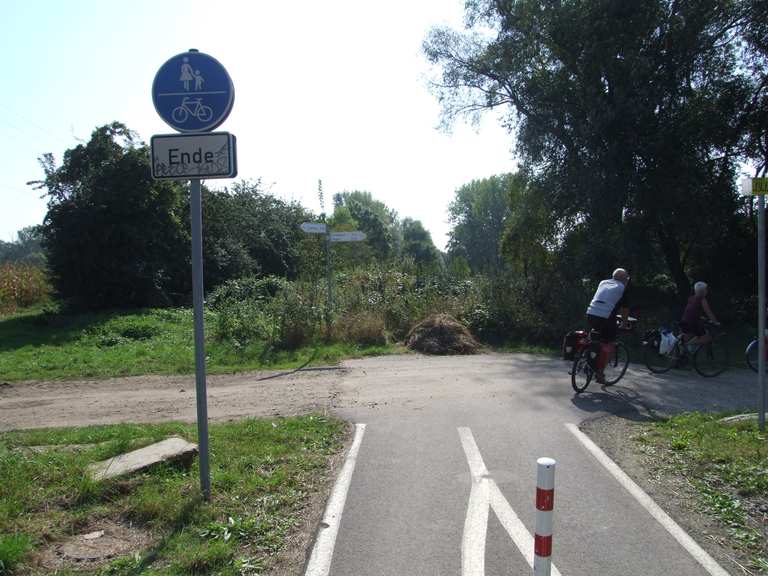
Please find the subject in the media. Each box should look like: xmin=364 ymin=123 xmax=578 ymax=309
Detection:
xmin=534 ymin=457 xmax=556 ymax=576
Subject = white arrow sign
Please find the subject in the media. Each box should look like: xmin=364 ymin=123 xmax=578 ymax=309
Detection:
xmin=330 ymin=231 xmax=366 ymax=243
xmin=301 ymin=222 xmax=327 ymax=234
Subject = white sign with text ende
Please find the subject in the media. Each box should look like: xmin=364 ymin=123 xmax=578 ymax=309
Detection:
xmin=151 ymin=132 xmax=237 ymax=180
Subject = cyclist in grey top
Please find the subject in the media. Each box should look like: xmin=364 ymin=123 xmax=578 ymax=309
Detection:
xmin=586 ymin=268 xmax=631 ymax=383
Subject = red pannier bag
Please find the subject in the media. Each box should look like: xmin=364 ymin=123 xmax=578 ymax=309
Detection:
xmin=562 ymin=330 xmax=588 ymax=360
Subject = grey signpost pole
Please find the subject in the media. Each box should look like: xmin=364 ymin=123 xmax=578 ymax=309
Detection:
xmin=326 ymin=231 xmax=333 ymax=327
xmin=759 ymin=192 xmax=765 ymax=431
xmin=190 ymin=177 xmax=211 ymax=498
xmin=152 ymin=49 xmax=236 ymax=501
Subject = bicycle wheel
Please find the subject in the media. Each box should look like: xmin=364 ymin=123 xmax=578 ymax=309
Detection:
xmin=603 ymin=342 xmax=629 ymax=386
xmin=198 ymin=106 xmax=213 ymax=122
xmin=746 ymin=340 xmax=759 ymax=373
xmin=694 ymin=340 xmax=729 ymax=377
xmin=172 ymin=106 xmax=188 ymax=123
xmin=571 ymin=350 xmax=594 ymax=394
xmin=643 ymin=342 xmax=676 ymax=374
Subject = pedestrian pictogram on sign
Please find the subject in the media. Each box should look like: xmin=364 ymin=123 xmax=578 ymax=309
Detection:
xmin=152 ymin=50 xmax=235 ymax=133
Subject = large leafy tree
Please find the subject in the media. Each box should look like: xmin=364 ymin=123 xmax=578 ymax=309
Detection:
xmin=32 ymin=123 xmax=189 ymax=309
xmin=202 ymin=180 xmax=311 ymax=287
xmin=401 ymin=218 xmax=441 ymax=269
xmin=333 ymin=191 xmax=401 ymax=260
xmin=448 ymin=174 xmax=515 ymax=273
xmin=425 ymin=0 xmax=766 ymax=300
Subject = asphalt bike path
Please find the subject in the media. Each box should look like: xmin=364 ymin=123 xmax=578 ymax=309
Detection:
xmin=312 ymin=354 xmax=757 ymax=576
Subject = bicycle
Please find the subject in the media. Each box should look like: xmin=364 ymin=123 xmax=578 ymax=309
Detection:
xmin=171 ymin=97 xmax=213 ymax=124
xmin=643 ymin=320 xmax=729 ymax=377
xmin=570 ymin=317 xmax=634 ymax=394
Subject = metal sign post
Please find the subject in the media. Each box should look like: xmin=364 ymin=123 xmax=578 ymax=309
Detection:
xmin=743 ymin=177 xmax=767 ymax=431
xmin=300 ymin=223 xmax=366 ymax=328
xmin=752 ymin=178 xmax=768 ymax=432
xmin=190 ymin=178 xmax=211 ymax=498
xmin=152 ymin=49 xmax=237 ymax=499
xmin=758 ymin=183 xmax=767 ymax=431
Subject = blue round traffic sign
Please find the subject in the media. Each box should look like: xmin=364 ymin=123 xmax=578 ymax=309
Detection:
xmin=152 ymin=50 xmax=234 ymax=133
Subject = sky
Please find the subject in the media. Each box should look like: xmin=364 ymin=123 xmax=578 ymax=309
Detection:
xmin=0 ymin=0 xmax=518 ymax=250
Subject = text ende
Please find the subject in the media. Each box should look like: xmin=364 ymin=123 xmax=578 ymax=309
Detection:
xmin=168 ymin=148 xmax=214 ymax=165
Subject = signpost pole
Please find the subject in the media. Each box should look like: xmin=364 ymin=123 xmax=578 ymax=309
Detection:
xmin=190 ymin=178 xmax=211 ymax=498
xmin=326 ymin=231 xmax=333 ymax=329
xmin=757 ymin=194 xmax=766 ymax=432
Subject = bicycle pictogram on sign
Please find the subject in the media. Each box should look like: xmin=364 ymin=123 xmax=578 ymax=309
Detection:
xmin=152 ymin=51 xmax=234 ymax=133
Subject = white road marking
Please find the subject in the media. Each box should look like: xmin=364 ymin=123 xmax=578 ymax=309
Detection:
xmin=304 ymin=423 xmax=366 ymax=576
xmin=458 ymin=427 xmax=563 ymax=576
xmin=565 ymin=423 xmax=730 ymax=576
xmin=462 ymin=473 xmax=490 ymax=575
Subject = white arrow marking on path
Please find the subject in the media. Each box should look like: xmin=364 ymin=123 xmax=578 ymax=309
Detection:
xmin=304 ymin=423 xmax=366 ymax=576
xmin=458 ymin=427 xmax=563 ymax=576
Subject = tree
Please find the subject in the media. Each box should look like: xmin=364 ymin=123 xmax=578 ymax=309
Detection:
xmin=333 ymin=191 xmax=400 ymax=260
xmin=31 ymin=123 xmax=189 ymax=309
xmin=500 ymin=174 xmax=556 ymax=281
xmin=425 ymin=0 xmax=765 ymax=301
xmin=202 ymin=180 xmax=311 ymax=288
xmin=0 ymin=226 xmax=45 ymax=266
xmin=401 ymin=218 xmax=440 ymax=269
xmin=448 ymin=174 xmax=515 ymax=273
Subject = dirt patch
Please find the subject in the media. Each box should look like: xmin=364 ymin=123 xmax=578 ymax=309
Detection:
xmin=0 ymin=367 xmax=345 ymax=432
xmin=406 ymin=314 xmax=479 ymax=355
xmin=37 ymin=519 xmax=152 ymax=572
xmin=582 ymin=415 xmax=761 ymax=575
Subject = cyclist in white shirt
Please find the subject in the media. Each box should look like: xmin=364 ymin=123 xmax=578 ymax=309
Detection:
xmin=586 ymin=268 xmax=631 ymax=384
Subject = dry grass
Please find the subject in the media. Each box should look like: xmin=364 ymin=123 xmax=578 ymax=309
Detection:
xmin=0 ymin=263 xmax=51 ymax=315
xmin=406 ymin=313 xmax=480 ymax=355
xmin=333 ymin=311 xmax=387 ymax=346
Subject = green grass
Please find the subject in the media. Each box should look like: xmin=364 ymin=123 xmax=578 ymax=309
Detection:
xmin=636 ymin=412 xmax=768 ymax=571
xmin=0 ymin=308 xmax=400 ymax=381
xmin=0 ymin=415 xmax=346 ymax=575
xmin=493 ymin=341 xmax=559 ymax=356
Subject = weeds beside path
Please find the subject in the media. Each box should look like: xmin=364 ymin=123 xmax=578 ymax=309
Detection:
xmin=0 ymin=308 xmax=400 ymax=382
xmin=585 ymin=413 xmax=768 ymax=575
xmin=0 ymin=415 xmax=348 ymax=575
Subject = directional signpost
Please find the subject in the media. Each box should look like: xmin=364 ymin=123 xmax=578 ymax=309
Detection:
xmin=330 ymin=231 xmax=367 ymax=243
xmin=300 ymin=222 xmax=327 ymax=234
xmin=151 ymin=49 xmax=237 ymax=500
xmin=300 ymin=222 xmax=366 ymax=323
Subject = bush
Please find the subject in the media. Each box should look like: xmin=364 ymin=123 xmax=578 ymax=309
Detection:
xmin=207 ymin=276 xmax=289 ymax=311
xmin=211 ymin=277 xmax=321 ymax=350
xmin=332 ymin=311 xmax=387 ymax=346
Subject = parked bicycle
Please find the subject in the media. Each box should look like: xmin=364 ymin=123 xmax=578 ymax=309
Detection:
xmin=643 ymin=320 xmax=728 ymax=377
xmin=570 ymin=317 xmax=635 ymax=394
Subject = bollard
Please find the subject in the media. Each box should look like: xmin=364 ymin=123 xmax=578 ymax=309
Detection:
xmin=534 ymin=457 xmax=556 ymax=576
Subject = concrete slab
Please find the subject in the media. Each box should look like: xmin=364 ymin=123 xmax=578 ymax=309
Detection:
xmin=719 ymin=412 xmax=767 ymax=424
xmin=87 ymin=437 xmax=198 ymax=481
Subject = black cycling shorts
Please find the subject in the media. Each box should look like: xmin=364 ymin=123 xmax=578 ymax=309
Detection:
xmin=679 ymin=321 xmax=705 ymax=337
xmin=587 ymin=314 xmax=617 ymax=343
